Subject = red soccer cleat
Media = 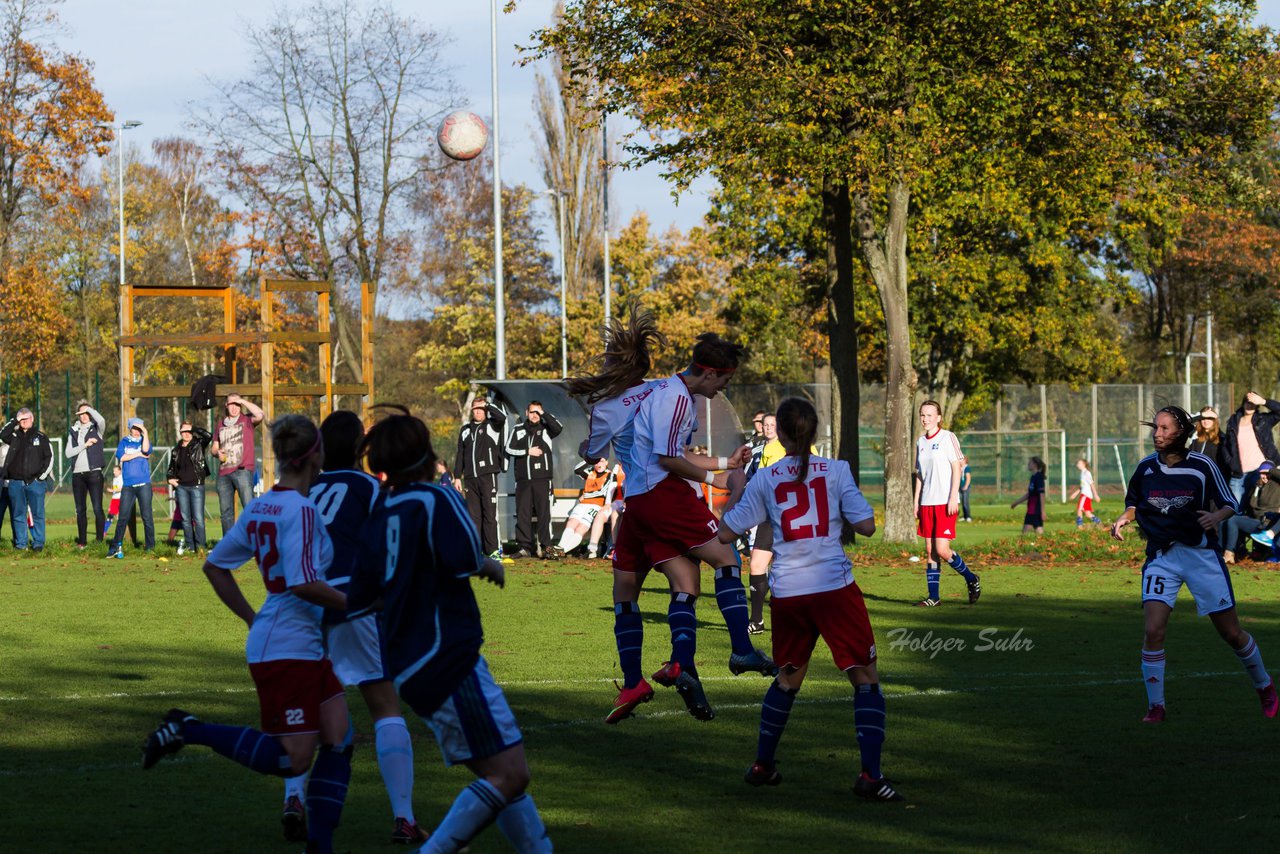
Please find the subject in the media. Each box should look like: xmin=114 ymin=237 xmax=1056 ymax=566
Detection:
xmin=281 ymin=795 xmax=307 ymax=842
xmin=605 ymin=678 xmax=655 ymax=724
xmin=651 ymin=660 xmax=682 ymax=687
xmin=744 ymin=761 xmax=782 ymax=787
xmin=1259 ymin=681 xmax=1279 ymax=719
xmin=391 ymin=817 xmax=429 ymax=844
xmin=1142 ymin=704 xmax=1166 ymax=724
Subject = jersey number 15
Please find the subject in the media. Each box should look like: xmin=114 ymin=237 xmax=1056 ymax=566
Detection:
xmin=774 ymin=477 xmax=829 ymax=541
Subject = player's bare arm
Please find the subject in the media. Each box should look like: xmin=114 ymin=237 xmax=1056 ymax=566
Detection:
xmin=1110 ymin=507 xmax=1137 ymax=541
xmin=203 ymin=562 xmax=258 ymax=627
xmin=948 ymin=458 xmax=962 ymax=516
xmin=290 ymin=580 xmax=348 ymax=611
xmin=1197 ymin=506 xmax=1236 ymax=531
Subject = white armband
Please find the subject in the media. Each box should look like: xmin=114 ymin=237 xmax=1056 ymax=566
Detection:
xmin=704 ymin=470 xmax=716 ymax=485
xmin=717 ymin=456 xmax=728 ymax=470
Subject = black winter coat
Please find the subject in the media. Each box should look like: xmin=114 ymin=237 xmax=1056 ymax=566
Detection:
xmin=1221 ymin=396 xmax=1280 ymax=478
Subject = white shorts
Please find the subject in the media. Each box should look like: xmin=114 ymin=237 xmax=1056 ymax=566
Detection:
xmin=324 ymin=614 xmax=387 ymax=686
xmin=424 ymin=656 xmax=523 ymax=766
xmin=1141 ymin=542 xmax=1235 ymax=616
xmin=567 ymin=503 xmax=601 ymax=527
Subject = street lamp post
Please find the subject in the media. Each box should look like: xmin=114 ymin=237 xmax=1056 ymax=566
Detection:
xmin=545 ymin=189 xmax=568 ymax=376
xmin=97 ymin=120 xmax=142 ymax=429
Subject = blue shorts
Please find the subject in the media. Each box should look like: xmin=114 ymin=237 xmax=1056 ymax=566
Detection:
xmin=422 ymin=656 xmax=522 ymax=766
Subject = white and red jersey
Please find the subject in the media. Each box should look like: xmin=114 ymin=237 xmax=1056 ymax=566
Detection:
xmin=916 ymin=429 xmax=963 ymax=506
xmin=1079 ymin=468 xmax=1098 ymax=500
xmin=207 ymin=486 xmax=334 ymax=664
xmin=722 ymin=455 xmax=874 ymax=598
xmin=629 ymin=374 xmax=699 ymax=498
xmin=584 ymin=380 xmax=660 ymax=486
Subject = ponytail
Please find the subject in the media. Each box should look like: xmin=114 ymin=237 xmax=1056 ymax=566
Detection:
xmin=776 ymin=397 xmax=819 ymax=482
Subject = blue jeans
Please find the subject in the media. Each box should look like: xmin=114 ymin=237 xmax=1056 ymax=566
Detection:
xmin=1229 ymin=475 xmax=1246 ymax=505
xmin=174 ymin=484 xmax=207 ymax=550
xmin=112 ymin=483 xmax=155 ymax=550
xmin=217 ymin=468 xmax=254 ymax=537
xmin=7 ymin=479 xmax=47 ymax=549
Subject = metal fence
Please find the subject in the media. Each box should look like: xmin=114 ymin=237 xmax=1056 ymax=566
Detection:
xmin=724 ymin=382 xmax=1239 ymax=501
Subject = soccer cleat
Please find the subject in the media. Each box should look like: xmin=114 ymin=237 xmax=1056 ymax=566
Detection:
xmin=281 ymin=795 xmax=307 ymax=842
xmin=488 ymin=549 xmax=504 ymax=561
xmin=390 ymin=817 xmax=428 ymax=844
xmin=605 ymin=678 xmax=655 ymax=724
xmin=729 ymin=647 xmax=779 ymax=677
xmin=1259 ymin=681 xmax=1279 ymax=719
xmin=1142 ymin=704 xmax=1166 ymax=724
xmin=914 ymin=597 xmax=941 ymax=607
xmin=543 ymin=545 xmax=565 ymax=560
xmin=141 ymin=708 xmax=196 ymax=769
xmin=967 ymin=575 xmax=982 ymax=605
xmin=854 ymin=772 xmax=906 ymax=802
xmin=651 ymin=660 xmax=682 ymax=688
xmin=744 ymin=761 xmax=782 ymax=787
xmin=673 ymin=671 xmax=715 ymax=721
xmin=747 ymin=620 xmax=766 ymax=636
xmin=1250 ymin=530 xmax=1275 ymax=548
xmin=111 ymin=547 xmax=124 ymax=560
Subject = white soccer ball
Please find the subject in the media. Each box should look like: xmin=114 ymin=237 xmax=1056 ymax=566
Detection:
xmin=437 ymin=111 xmax=489 ymax=161
xmin=908 ymin=555 xmax=920 ymax=562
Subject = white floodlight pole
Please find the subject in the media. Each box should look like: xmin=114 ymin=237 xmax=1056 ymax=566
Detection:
xmin=490 ymin=0 xmax=506 ymax=379
xmin=546 ymin=190 xmax=568 ymax=376
xmin=97 ymin=119 xmax=142 ymax=429
xmin=602 ymin=114 xmax=611 ymax=325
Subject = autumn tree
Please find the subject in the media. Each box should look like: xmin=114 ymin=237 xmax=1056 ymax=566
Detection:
xmin=0 ymin=0 xmax=111 ymax=374
xmin=196 ymin=0 xmax=456 ymax=397
xmin=537 ymin=0 xmax=1279 ymax=541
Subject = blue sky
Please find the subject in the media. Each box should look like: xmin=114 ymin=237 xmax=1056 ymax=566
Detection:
xmin=60 ymin=0 xmax=712 ymax=237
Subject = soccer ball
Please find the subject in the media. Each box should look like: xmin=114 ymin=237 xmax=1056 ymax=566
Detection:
xmin=437 ymin=111 xmax=489 ymax=161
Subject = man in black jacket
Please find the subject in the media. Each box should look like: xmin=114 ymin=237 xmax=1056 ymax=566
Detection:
xmin=1221 ymin=391 xmax=1280 ymax=503
xmin=454 ymin=398 xmax=507 ymax=558
xmin=505 ymin=401 xmax=564 ymax=558
xmin=1 ymin=408 xmax=53 ymax=551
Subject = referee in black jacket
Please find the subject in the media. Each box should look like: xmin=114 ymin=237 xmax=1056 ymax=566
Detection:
xmin=454 ymin=398 xmax=507 ymax=558
xmin=505 ymin=401 xmax=563 ymax=558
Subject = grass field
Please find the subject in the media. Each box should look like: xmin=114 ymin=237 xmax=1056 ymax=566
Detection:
xmin=3 ymin=495 xmax=1280 ymax=853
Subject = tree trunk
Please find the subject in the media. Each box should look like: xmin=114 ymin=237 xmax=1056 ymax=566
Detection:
xmin=854 ymin=180 xmax=917 ymax=542
xmin=822 ymin=175 xmax=860 ymax=485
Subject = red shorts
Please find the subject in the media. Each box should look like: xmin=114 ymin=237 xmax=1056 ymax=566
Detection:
xmin=248 ymin=658 xmax=344 ymax=736
xmin=771 ymin=582 xmax=877 ymax=671
xmin=917 ymin=504 xmax=958 ymax=540
xmin=612 ymin=476 xmax=719 ymax=573
xmin=1076 ymin=495 xmax=1093 ymax=514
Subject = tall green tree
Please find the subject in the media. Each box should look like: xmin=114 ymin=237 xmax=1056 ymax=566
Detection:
xmin=536 ymin=0 xmax=1279 ymax=540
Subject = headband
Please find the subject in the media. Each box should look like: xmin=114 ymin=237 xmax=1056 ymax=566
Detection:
xmin=392 ymin=448 xmax=434 ymax=475
xmin=693 ymin=362 xmax=736 ymax=376
xmin=286 ymin=430 xmax=322 ymax=469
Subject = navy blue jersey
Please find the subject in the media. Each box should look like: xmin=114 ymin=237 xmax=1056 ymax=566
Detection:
xmin=1027 ymin=471 xmax=1046 ymax=516
xmin=309 ymin=469 xmax=380 ymax=624
xmin=1125 ymin=451 xmax=1238 ymax=557
xmin=349 ymin=482 xmax=485 ymax=714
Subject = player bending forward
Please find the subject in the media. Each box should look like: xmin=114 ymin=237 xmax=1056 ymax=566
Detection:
xmin=718 ymin=398 xmax=904 ymax=802
xmin=277 ymin=410 xmax=427 ymax=845
xmin=349 ymin=406 xmax=552 ymax=854
xmin=142 ymin=416 xmax=354 ymax=854
xmin=1112 ymin=405 xmax=1279 ymax=723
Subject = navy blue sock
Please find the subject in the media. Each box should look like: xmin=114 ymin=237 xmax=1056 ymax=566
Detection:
xmin=668 ymin=592 xmax=698 ymax=674
xmin=183 ymin=721 xmax=291 ymax=776
xmin=756 ymin=680 xmax=798 ymax=766
xmin=306 ymin=745 xmax=352 ymax=853
xmin=614 ymin=601 xmax=644 ymax=688
xmin=854 ymin=683 xmax=886 ymax=779
xmin=926 ymin=563 xmax=941 ymax=600
xmin=948 ymin=552 xmax=976 ymax=583
xmin=714 ymin=566 xmax=754 ymax=655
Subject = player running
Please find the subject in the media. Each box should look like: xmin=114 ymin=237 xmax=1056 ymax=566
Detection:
xmin=718 ymin=398 xmax=903 ymax=802
xmin=276 ymin=411 xmax=427 ymax=845
xmin=141 ymin=415 xmax=354 ymax=854
xmin=914 ymin=400 xmax=981 ymax=607
xmin=349 ymin=406 xmax=552 ymax=854
xmin=1111 ymin=405 xmax=1279 ymax=723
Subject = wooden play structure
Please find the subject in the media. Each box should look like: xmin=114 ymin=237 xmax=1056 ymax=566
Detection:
xmin=117 ymin=276 xmax=374 ymax=476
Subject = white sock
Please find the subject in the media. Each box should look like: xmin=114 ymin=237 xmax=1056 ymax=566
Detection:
xmin=495 ymin=793 xmax=552 ymax=853
xmin=1235 ymin=634 xmax=1271 ymax=689
xmin=284 ymin=771 xmax=308 ymax=802
xmin=422 ymin=779 xmax=507 ymax=853
xmin=1141 ymin=649 xmax=1166 ymax=707
xmin=375 ymin=716 xmax=416 ymax=822
xmin=557 ymin=527 xmax=584 ymax=552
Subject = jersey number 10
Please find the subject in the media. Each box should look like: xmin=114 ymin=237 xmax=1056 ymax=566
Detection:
xmin=774 ymin=477 xmax=829 ymax=541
